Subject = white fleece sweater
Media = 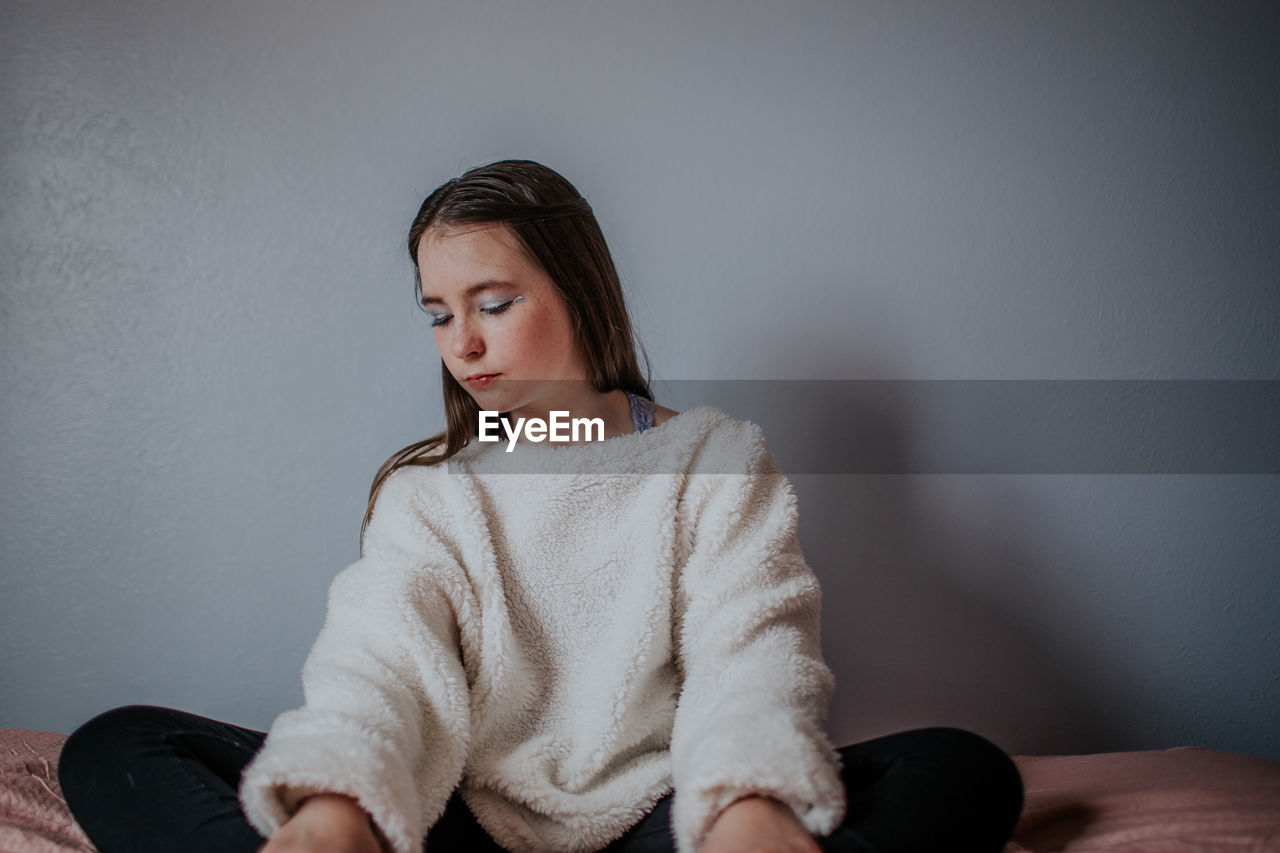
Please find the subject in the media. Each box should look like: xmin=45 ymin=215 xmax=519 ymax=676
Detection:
xmin=239 ymin=406 xmax=844 ymax=853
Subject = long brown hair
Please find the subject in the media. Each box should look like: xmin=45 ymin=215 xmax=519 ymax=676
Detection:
xmin=361 ymin=160 xmax=652 ymax=544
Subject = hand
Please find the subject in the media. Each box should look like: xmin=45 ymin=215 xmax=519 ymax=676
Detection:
xmin=259 ymin=794 xmax=383 ymax=853
xmin=701 ymin=795 xmax=821 ymax=853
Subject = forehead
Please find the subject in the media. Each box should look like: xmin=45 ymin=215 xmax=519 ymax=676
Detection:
xmin=416 ymin=223 xmax=536 ymax=279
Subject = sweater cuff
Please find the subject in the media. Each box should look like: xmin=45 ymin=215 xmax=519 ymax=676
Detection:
xmin=671 ymin=714 xmax=844 ymax=851
xmin=239 ymin=723 xmax=426 ymax=853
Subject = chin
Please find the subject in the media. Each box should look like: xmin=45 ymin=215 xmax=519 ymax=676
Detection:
xmin=467 ymin=390 xmax=519 ymax=413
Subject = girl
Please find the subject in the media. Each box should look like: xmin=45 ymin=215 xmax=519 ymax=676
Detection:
xmin=59 ymin=160 xmax=1024 ymax=853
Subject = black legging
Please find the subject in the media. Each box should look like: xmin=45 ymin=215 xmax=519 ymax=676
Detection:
xmin=58 ymin=705 xmax=1023 ymax=853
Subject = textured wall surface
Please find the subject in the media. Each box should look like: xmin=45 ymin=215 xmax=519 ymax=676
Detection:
xmin=2 ymin=0 xmax=1278 ymax=761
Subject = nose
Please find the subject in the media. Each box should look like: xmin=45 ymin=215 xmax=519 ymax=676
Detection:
xmin=447 ymin=316 xmax=485 ymax=361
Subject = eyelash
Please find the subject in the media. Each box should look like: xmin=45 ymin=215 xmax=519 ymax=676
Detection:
xmin=429 ymin=298 xmax=520 ymax=328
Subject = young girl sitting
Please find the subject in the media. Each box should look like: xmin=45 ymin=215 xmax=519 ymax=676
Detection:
xmin=58 ymin=160 xmax=1024 ymax=853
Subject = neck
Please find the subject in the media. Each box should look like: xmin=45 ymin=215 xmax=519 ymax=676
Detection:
xmin=509 ymin=387 xmax=633 ymax=441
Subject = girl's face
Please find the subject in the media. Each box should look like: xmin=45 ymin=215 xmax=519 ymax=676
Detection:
xmin=416 ymin=223 xmax=590 ymax=417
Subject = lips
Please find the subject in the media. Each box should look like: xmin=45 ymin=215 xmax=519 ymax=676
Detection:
xmin=465 ymin=373 xmax=500 ymax=388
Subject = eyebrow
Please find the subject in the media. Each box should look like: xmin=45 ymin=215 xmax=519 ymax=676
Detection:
xmin=420 ymin=280 xmax=518 ymax=308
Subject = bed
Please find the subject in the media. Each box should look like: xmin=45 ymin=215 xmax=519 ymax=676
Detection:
xmin=3 ymin=727 xmax=1279 ymax=851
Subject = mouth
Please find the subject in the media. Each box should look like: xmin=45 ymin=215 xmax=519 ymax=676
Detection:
xmin=464 ymin=373 xmax=500 ymax=388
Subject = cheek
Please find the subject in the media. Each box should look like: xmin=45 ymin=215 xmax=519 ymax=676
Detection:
xmin=511 ymin=307 xmax=556 ymax=352
xmin=527 ymin=309 xmax=578 ymax=366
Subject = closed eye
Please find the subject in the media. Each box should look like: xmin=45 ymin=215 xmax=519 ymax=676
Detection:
xmin=480 ymin=296 xmax=524 ymax=316
xmin=427 ymin=296 xmax=523 ymax=328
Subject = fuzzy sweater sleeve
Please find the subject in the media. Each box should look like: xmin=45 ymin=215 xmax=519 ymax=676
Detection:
xmin=239 ymin=470 xmax=473 ymax=853
xmin=669 ymin=424 xmax=845 ymax=852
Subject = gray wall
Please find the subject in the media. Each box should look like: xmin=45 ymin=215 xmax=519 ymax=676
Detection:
xmin=3 ymin=0 xmax=1277 ymax=761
